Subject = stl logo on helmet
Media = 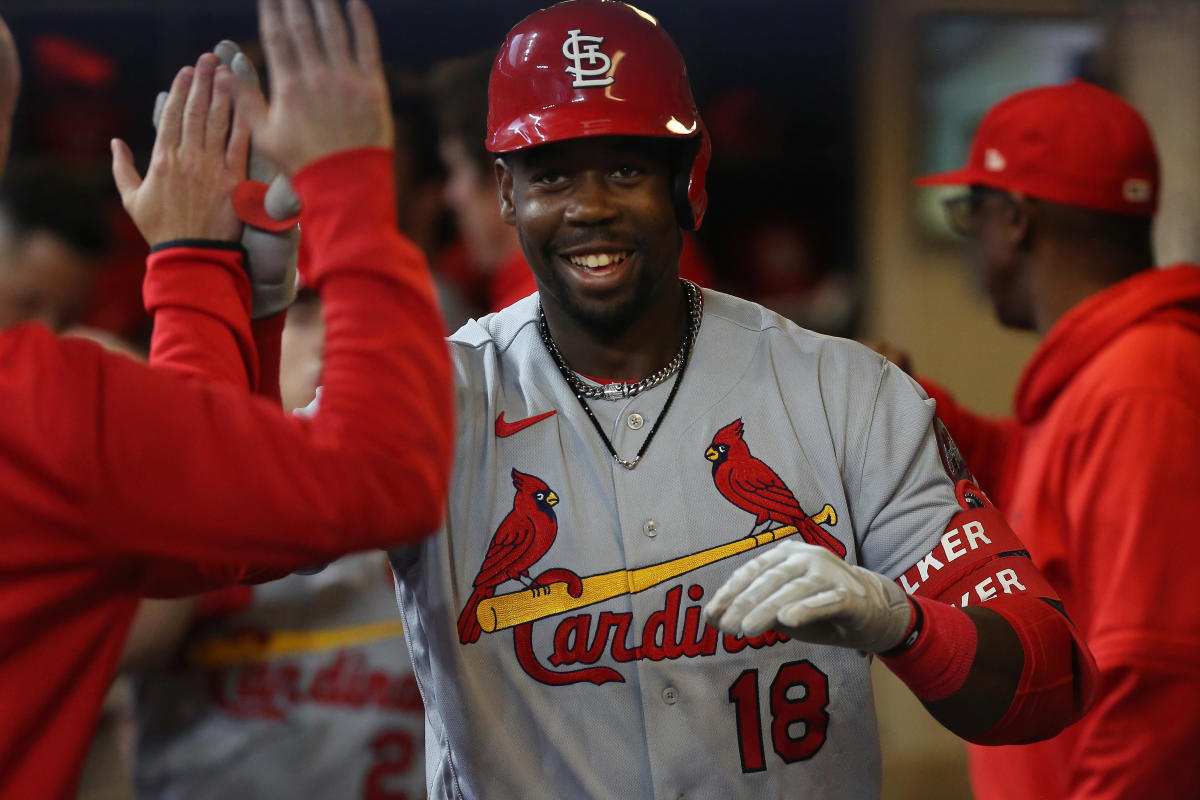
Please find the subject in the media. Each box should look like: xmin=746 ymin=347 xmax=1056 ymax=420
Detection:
xmin=562 ymin=29 xmax=615 ymax=88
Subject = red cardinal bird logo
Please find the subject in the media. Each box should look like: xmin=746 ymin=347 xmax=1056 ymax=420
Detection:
xmin=706 ymin=419 xmax=846 ymax=559
xmin=457 ymin=469 xmax=560 ymax=644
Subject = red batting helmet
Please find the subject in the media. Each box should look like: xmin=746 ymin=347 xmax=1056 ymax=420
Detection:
xmin=486 ymin=0 xmax=710 ymax=229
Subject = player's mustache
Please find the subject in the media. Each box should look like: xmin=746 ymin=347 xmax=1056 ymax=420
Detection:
xmin=553 ymin=232 xmax=640 ymax=254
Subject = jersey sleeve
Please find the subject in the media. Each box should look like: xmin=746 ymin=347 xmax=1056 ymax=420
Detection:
xmin=1058 ymin=390 xmax=1200 ymax=798
xmin=56 ymin=147 xmax=453 ymax=594
xmin=848 ymin=360 xmax=959 ymax=577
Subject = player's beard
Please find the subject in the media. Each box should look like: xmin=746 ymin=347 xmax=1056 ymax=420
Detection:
xmin=527 ymin=243 xmax=669 ymax=341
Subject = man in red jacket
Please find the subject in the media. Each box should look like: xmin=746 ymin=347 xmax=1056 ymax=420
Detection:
xmin=0 ymin=1 xmax=453 ymax=797
xmin=911 ymin=80 xmax=1200 ymax=799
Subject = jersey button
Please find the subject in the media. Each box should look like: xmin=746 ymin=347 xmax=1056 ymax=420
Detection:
xmin=643 ymin=520 xmax=659 ymax=538
xmin=662 ymin=686 xmax=679 ymax=705
xmin=627 ymin=413 xmax=645 ymax=430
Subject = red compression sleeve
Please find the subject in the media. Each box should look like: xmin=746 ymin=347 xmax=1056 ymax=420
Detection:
xmin=884 ymin=481 xmax=1097 ymax=743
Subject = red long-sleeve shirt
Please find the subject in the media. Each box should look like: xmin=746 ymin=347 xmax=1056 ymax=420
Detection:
xmin=922 ymin=265 xmax=1200 ymax=800
xmin=0 ymin=147 xmax=453 ymax=799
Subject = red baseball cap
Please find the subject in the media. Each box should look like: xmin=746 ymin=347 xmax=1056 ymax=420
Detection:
xmin=916 ymin=80 xmax=1159 ymax=216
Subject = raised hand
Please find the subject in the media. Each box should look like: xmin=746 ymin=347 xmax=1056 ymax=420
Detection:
xmin=0 ymin=14 xmax=20 ymax=180
xmin=225 ymin=0 xmax=393 ymax=175
xmin=112 ymin=54 xmax=248 ymax=246
xmin=214 ymin=39 xmax=300 ymax=319
xmin=705 ymin=540 xmax=914 ymax=654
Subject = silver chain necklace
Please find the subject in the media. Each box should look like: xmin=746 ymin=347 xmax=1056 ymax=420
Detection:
xmin=538 ymin=280 xmax=703 ymax=470
xmin=538 ymin=280 xmax=702 ymax=401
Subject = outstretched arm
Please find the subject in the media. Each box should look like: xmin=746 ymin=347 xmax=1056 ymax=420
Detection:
xmin=37 ymin=0 xmax=454 ymax=592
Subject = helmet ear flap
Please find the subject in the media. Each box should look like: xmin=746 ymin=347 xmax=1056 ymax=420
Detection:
xmin=672 ymin=137 xmax=701 ymax=230
xmin=672 ymin=134 xmax=710 ymax=230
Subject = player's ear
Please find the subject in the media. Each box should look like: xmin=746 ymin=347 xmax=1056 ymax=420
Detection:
xmin=1007 ymin=191 xmax=1034 ymax=252
xmin=495 ymin=157 xmax=516 ymax=226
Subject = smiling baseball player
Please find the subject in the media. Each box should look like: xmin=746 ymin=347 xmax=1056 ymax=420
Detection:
xmin=374 ymin=2 xmax=1099 ymax=798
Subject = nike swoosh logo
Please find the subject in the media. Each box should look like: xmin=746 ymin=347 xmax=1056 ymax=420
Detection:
xmin=495 ymin=410 xmax=558 ymax=438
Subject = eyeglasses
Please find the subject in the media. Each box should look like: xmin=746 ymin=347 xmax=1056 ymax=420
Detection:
xmin=941 ymin=188 xmax=1018 ymax=238
xmin=941 ymin=194 xmax=979 ymax=238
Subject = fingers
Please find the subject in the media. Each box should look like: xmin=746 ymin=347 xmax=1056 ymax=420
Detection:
xmin=153 ymin=67 xmax=194 ymax=157
xmin=347 ymin=0 xmax=382 ymax=73
xmin=204 ymin=65 xmax=235 ymax=154
xmin=724 ymin=561 xmax=825 ymax=632
xmin=110 ymin=137 xmax=142 ymax=206
xmin=312 ymin=0 xmax=352 ymax=64
xmin=221 ymin=74 xmax=252 ymax=170
xmin=704 ymin=546 xmax=788 ymax=621
xmin=223 ymin=66 xmax=269 ymax=137
xmin=263 ymin=173 xmax=301 ymax=219
xmin=776 ymin=589 xmax=848 ymax=629
xmin=213 ymin=39 xmax=240 ymax=69
xmin=258 ymin=0 xmax=298 ymax=76
xmin=181 ymin=53 xmax=219 ymax=152
xmin=280 ymin=0 xmax=323 ymax=64
xmin=230 ymin=52 xmax=263 ymax=91
xmin=151 ymin=91 xmax=168 ymax=130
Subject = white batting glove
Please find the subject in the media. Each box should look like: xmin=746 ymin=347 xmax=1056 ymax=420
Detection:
xmin=704 ymin=540 xmax=913 ymax=654
xmin=154 ymin=42 xmax=301 ymax=319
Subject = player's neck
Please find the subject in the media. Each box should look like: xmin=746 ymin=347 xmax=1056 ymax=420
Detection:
xmin=542 ymin=282 xmax=690 ymax=382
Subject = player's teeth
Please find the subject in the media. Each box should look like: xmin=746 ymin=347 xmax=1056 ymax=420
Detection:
xmin=567 ymin=252 xmax=629 ymax=268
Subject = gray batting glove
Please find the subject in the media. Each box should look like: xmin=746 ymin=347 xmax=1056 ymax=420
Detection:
xmin=155 ymin=43 xmax=301 ymax=319
xmin=704 ymin=540 xmax=913 ymax=653
xmin=215 ymin=40 xmax=299 ymax=319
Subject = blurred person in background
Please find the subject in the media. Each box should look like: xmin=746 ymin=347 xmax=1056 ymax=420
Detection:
xmin=124 ymin=283 xmax=424 ymax=800
xmin=429 ymin=49 xmax=713 ymax=319
xmin=0 ymin=165 xmax=109 ymax=331
xmin=0 ymin=0 xmax=454 ymax=795
xmin=886 ymin=81 xmax=1200 ymax=800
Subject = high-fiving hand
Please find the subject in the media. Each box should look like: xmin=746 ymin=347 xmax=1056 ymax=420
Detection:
xmin=224 ymin=0 xmax=393 ymax=176
xmin=705 ymin=540 xmax=914 ymax=654
xmin=112 ymin=54 xmax=248 ymax=246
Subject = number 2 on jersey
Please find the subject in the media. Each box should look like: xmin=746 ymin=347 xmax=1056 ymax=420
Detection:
xmin=728 ymin=659 xmax=830 ymax=772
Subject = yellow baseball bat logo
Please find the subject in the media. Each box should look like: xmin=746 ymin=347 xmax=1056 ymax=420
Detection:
xmin=477 ymin=505 xmax=836 ymax=633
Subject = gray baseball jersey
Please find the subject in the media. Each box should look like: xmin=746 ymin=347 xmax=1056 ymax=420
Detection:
xmin=390 ymin=288 xmax=960 ymax=800
xmin=132 ymin=552 xmax=424 ymax=800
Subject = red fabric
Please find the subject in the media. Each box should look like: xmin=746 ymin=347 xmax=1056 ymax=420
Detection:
xmin=144 ymin=245 xmax=258 ymax=392
xmin=488 ymin=233 xmax=717 ymax=312
xmin=0 ymin=147 xmax=453 ymax=799
xmin=881 ymin=596 xmax=977 ymax=701
xmin=251 ymin=311 xmax=287 ymax=406
xmin=915 ymin=80 xmax=1158 ymax=216
xmin=970 ymin=595 xmax=1097 ymax=747
xmin=885 ymin=501 xmax=1096 ymax=737
xmin=233 ymin=180 xmax=301 ymax=232
xmin=926 ymin=266 xmax=1200 ymax=800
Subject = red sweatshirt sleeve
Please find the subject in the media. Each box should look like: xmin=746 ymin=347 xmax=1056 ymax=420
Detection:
xmin=251 ymin=312 xmax=286 ymax=406
xmin=1059 ymin=391 xmax=1200 ymax=798
xmin=71 ymin=147 xmax=452 ymax=593
xmin=143 ymin=242 xmax=258 ymax=393
xmin=917 ymin=377 xmax=1021 ymax=505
